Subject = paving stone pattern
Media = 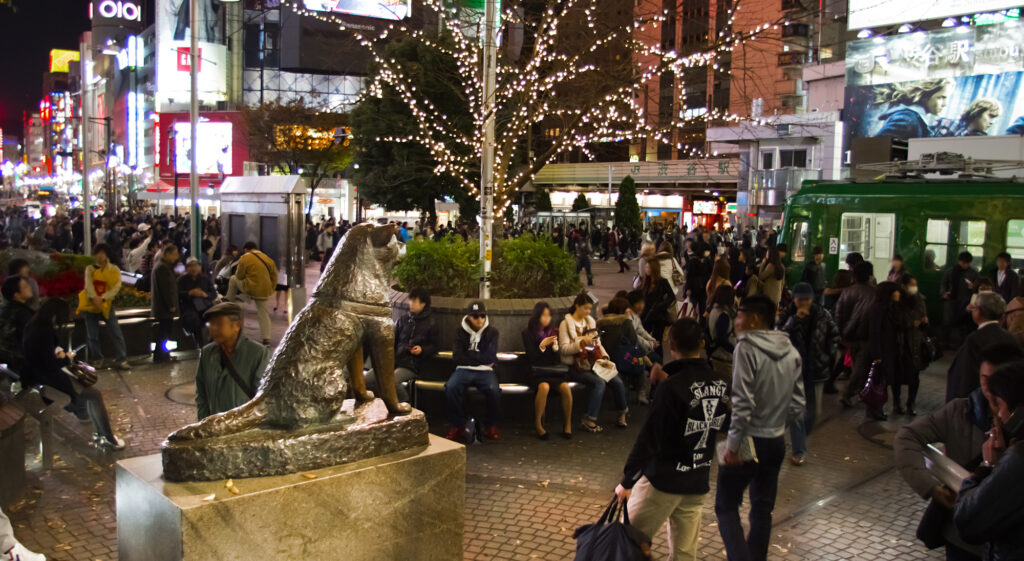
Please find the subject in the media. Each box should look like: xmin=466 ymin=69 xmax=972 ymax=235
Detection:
xmin=7 ymin=260 xmax=945 ymax=560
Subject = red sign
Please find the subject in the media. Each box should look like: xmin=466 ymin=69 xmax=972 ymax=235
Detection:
xmin=176 ymin=48 xmax=202 ymax=72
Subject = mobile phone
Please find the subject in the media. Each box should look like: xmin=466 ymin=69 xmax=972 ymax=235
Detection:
xmin=1004 ymin=408 xmax=1024 ymax=437
xmin=72 ymin=343 xmax=87 ymax=355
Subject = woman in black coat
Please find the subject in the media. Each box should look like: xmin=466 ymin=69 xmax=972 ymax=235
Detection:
xmin=867 ymin=282 xmax=914 ymax=421
xmin=640 ymin=258 xmax=675 ymax=343
xmin=22 ymin=299 xmax=125 ymax=450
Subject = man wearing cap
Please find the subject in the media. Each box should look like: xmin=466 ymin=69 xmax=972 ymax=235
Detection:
xmin=179 ymin=256 xmax=217 ymax=348
xmin=946 ymin=291 xmax=1021 ymax=402
xmin=151 ymin=243 xmax=181 ymax=363
xmin=194 ymin=302 xmax=271 ymax=419
xmin=778 ymin=282 xmax=838 ymax=466
xmin=445 ymin=301 xmax=502 ymax=442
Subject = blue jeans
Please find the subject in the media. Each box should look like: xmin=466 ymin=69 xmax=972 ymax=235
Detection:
xmin=445 ymin=367 xmax=501 ymax=428
xmin=576 ymin=256 xmax=593 ymax=284
xmin=788 ymin=374 xmax=817 ymax=457
xmin=572 ymin=369 xmax=628 ymax=418
xmin=715 ymin=436 xmax=786 ymax=561
xmin=83 ymin=309 xmax=127 ymax=362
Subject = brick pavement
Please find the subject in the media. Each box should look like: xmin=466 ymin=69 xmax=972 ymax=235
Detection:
xmin=6 ymin=259 xmax=946 ymax=560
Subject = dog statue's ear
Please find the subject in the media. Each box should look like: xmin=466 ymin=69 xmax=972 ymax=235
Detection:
xmin=370 ymin=224 xmax=398 ymax=248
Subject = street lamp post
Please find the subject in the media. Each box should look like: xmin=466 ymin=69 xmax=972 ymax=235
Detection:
xmin=80 ymin=39 xmax=93 ymax=255
xmin=189 ymin=0 xmax=201 ymax=260
xmin=479 ymin=0 xmax=498 ymax=299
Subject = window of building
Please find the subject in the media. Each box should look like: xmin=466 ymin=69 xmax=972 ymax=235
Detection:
xmin=925 ymin=218 xmax=950 ymax=271
xmin=840 ymin=213 xmax=895 ymax=274
xmin=761 ymin=151 xmax=774 ymax=170
xmin=958 ymin=220 xmax=986 ymax=269
xmin=779 ymin=149 xmax=807 ymax=168
xmin=1007 ymin=219 xmax=1024 ymax=269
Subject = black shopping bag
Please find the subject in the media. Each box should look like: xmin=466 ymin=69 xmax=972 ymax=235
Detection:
xmin=573 ymin=498 xmax=652 ymax=561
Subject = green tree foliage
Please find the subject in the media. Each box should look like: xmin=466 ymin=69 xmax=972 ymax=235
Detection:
xmin=571 ymin=193 xmax=591 ymax=212
xmin=393 ymin=236 xmax=580 ymax=299
xmin=242 ymin=99 xmax=352 ymax=216
xmin=534 ymin=188 xmax=553 ymax=212
xmin=615 ymin=175 xmax=643 ymax=232
xmin=351 ymin=33 xmax=475 ymax=224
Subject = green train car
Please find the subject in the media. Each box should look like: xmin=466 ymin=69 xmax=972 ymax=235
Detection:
xmin=779 ymin=179 xmax=1024 ymax=321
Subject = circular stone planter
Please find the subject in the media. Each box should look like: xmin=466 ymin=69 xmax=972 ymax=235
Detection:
xmin=390 ymin=290 xmax=578 ymax=353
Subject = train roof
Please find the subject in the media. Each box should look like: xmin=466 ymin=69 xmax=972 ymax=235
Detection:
xmin=792 ymin=178 xmax=1024 ymax=199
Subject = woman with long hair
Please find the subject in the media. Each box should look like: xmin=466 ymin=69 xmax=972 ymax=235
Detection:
xmin=22 ymin=299 xmax=125 ymax=449
xmin=559 ymin=293 xmax=628 ymax=432
xmin=866 ymin=282 xmax=913 ymax=421
xmin=706 ymin=257 xmax=732 ymax=303
xmin=522 ymin=302 xmax=573 ymax=440
xmin=640 ymin=259 xmax=676 ymax=342
xmin=874 ymin=78 xmax=952 ymax=139
xmin=753 ymin=243 xmax=786 ymax=306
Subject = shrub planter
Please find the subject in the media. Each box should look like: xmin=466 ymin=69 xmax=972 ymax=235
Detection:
xmin=390 ymin=290 xmax=577 ymax=354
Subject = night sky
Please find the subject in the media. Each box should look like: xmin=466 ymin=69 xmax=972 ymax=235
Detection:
xmin=0 ymin=0 xmax=92 ymax=139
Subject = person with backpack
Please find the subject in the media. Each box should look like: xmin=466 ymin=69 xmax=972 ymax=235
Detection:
xmin=614 ymin=318 xmax=729 ymax=561
xmin=226 ymin=241 xmax=278 ymax=346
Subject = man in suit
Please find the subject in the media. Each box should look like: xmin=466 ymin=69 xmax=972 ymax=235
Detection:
xmin=992 ymin=252 xmax=1020 ymax=304
xmin=946 ymin=292 xmax=1022 ymax=402
xmin=942 ymin=252 xmax=980 ymax=349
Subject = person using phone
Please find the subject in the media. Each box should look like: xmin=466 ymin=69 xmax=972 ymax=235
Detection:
xmin=954 ymin=359 xmax=1024 ymax=560
xmin=522 ymin=302 xmax=572 ymax=440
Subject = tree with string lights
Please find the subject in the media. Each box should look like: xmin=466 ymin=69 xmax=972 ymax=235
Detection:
xmin=284 ymin=0 xmax=797 ymax=218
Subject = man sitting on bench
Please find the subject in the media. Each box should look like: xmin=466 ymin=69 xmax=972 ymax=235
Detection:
xmin=445 ymin=301 xmax=501 ymax=443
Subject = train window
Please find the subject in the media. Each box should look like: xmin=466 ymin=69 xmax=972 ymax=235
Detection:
xmin=958 ymin=220 xmax=986 ymax=269
xmin=840 ymin=213 xmax=895 ymax=275
xmin=925 ymin=219 xmax=950 ymax=270
xmin=1007 ymin=220 xmax=1024 ymax=269
xmin=791 ymin=221 xmax=808 ymax=262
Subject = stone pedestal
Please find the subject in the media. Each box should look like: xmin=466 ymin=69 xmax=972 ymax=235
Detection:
xmin=117 ymin=435 xmax=465 ymax=561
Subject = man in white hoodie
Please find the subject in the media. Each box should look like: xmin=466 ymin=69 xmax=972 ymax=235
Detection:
xmin=715 ymin=294 xmax=805 ymax=561
xmin=445 ymin=301 xmax=502 ymax=443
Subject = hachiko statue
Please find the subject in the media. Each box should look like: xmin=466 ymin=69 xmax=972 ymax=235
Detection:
xmin=161 ymin=223 xmax=429 ymax=481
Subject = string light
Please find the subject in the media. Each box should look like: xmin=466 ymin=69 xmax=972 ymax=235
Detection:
xmin=279 ymin=0 xmax=788 ymax=212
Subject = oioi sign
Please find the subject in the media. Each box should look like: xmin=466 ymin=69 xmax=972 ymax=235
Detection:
xmin=90 ymin=0 xmax=142 ymax=22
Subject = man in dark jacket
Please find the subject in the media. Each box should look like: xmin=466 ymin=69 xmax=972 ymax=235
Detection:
xmin=445 ymin=301 xmax=501 ymax=442
xmin=151 ymin=243 xmax=180 ymax=363
xmin=779 ymin=282 xmax=838 ymax=465
xmin=614 ymin=318 xmax=728 ymax=561
xmin=800 ymin=246 xmax=827 ymax=305
xmin=943 ymin=252 xmax=981 ymax=348
xmin=0 ymin=276 xmax=35 ymax=375
xmin=896 ymin=344 xmax=1022 ymax=561
xmin=946 ymin=292 xmax=1020 ymax=402
xmin=836 ymin=261 xmax=877 ymax=408
xmin=178 ymin=257 xmax=216 ymax=348
xmin=991 ymin=252 xmax=1019 ymax=304
xmin=367 ymin=288 xmax=439 ymax=402
xmin=954 ymin=362 xmax=1024 ymax=561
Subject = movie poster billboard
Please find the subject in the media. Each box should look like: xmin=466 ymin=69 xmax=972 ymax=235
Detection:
xmin=845 ymin=71 xmax=1024 ymax=139
xmin=302 ymin=0 xmax=412 ymax=20
xmin=155 ymin=0 xmax=228 ymax=106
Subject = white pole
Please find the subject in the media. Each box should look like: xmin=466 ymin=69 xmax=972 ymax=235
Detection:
xmin=189 ymin=0 xmax=201 ymax=259
xmin=479 ymin=0 xmax=497 ymax=299
xmin=81 ymin=39 xmax=93 ymax=255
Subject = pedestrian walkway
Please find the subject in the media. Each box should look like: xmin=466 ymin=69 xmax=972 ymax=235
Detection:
xmin=6 ymin=259 xmax=945 ymax=560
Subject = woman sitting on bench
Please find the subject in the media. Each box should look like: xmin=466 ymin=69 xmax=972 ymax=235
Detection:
xmin=22 ymin=299 xmax=126 ymax=450
xmin=522 ymin=302 xmax=573 ymax=440
xmin=559 ymin=293 xmax=628 ymax=433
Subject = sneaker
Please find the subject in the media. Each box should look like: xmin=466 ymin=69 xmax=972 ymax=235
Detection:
xmin=99 ymin=436 xmax=127 ymax=451
xmin=790 ymin=455 xmax=806 ymax=466
xmin=444 ymin=426 xmax=465 ymax=442
xmin=114 ymin=360 xmax=131 ymax=371
xmin=5 ymin=542 xmax=46 ymax=561
xmin=482 ymin=426 xmax=502 ymax=441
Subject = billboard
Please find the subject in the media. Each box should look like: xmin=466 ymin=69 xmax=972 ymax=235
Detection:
xmin=301 ymin=0 xmax=412 ymax=20
xmin=49 ymin=49 xmax=81 ymax=73
xmin=157 ymin=112 xmax=248 ymax=183
xmin=845 ymin=71 xmax=1024 ymax=140
xmin=155 ymin=0 xmax=228 ymax=106
xmin=848 ymin=0 xmax=1022 ymax=29
xmin=846 ymin=20 xmax=1024 ymax=86
xmin=173 ymin=122 xmax=233 ymax=175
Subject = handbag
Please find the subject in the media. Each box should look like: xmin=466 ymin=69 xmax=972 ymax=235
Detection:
xmin=922 ymin=336 xmax=942 ymax=364
xmin=613 ymin=339 xmax=645 ymax=379
xmin=859 ymin=360 xmax=888 ymax=409
xmin=63 ymin=361 xmax=98 ymax=387
xmin=573 ymin=498 xmax=652 ymax=561
xmin=592 ymin=359 xmax=619 ymax=382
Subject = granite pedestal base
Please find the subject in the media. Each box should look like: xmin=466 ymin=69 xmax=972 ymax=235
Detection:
xmin=117 ymin=435 xmax=464 ymax=561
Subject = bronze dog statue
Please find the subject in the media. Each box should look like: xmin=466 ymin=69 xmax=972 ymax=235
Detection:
xmin=162 ymin=223 xmax=426 ymax=481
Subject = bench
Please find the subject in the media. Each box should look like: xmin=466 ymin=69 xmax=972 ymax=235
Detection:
xmin=63 ymin=306 xmax=199 ymax=361
xmin=3 ymin=368 xmax=62 ymax=471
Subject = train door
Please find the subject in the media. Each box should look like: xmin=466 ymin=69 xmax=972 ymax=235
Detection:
xmin=839 ymin=212 xmax=895 ymax=275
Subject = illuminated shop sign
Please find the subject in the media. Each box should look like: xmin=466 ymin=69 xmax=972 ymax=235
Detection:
xmin=49 ymin=49 xmax=80 ymax=73
xmin=693 ymin=201 xmax=720 ymax=215
xmin=90 ymin=0 xmax=142 ymax=22
xmin=846 ymin=20 xmax=1024 ymax=86
xmin=302 ymin=0 xmax=412 ymax=20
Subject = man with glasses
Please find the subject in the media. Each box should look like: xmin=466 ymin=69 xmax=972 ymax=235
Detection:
xmin=444 ymin=301 xmax=501 ymax=443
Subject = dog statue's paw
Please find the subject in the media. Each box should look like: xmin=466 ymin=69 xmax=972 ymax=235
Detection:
xmin=389 ymin=402 xmax=413 ymax=416
xmin=356 ymin=390 xmax=375 ymax=403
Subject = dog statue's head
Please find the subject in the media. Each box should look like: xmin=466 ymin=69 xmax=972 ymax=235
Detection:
xmin=312 ymin=222 xmax=404 ymax=306
xmin=369 ymin=223 xmax=403 ymax=269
